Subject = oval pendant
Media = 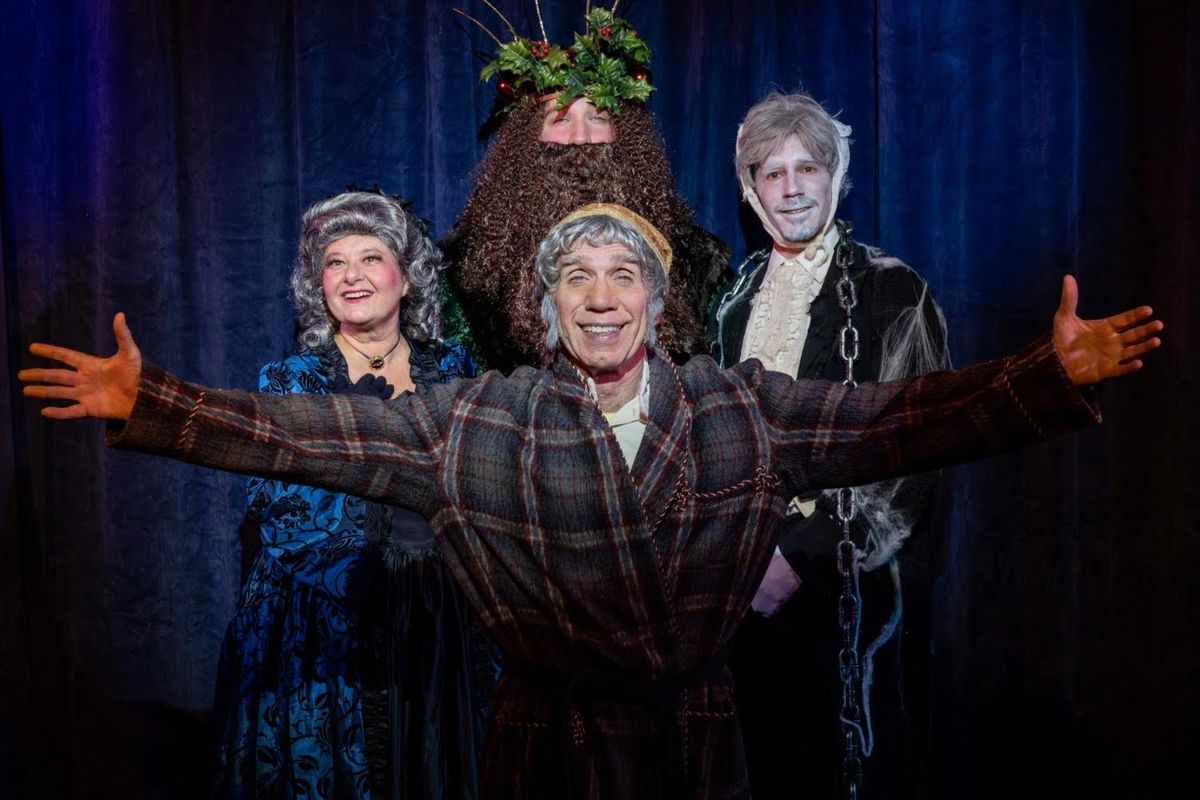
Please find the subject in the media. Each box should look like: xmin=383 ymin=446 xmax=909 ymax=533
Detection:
xmin=369 ymin=356 xmax=386 ymax=370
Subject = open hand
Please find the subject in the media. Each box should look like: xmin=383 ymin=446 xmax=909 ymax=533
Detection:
xmin=19 ymin=312 xmax=143 ymax=420
xmin=1052 ymin=275 xmax=1163 ymax=386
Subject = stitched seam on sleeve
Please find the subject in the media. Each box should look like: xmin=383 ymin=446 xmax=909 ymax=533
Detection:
xmin=177 ymin=390 xmax=206 ymax=450
xmin=1001 ymin=359 xmax=1044 ymax=438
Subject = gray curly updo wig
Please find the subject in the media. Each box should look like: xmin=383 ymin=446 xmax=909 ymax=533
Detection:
xmin=291 ymin=191 xmax=444 ymax=348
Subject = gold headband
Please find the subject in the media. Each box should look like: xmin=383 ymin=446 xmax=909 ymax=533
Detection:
xmin=549 ymin=203 xmax=673 ymax=274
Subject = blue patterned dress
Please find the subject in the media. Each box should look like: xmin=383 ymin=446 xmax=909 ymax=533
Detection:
xmin=212 ymin=338 xmax=491 ymax=799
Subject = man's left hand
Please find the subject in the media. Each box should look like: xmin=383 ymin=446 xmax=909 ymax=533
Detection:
xmin=1053 ymin=275 xmax=1163 ymax=386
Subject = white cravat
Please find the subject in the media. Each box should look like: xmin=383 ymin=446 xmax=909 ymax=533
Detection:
xmin=739 ymin=227 xmax=840 ymax=375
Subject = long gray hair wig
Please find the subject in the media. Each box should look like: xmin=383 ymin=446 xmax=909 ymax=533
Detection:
xmin=291 ymin=191 xmax=443 ymax=348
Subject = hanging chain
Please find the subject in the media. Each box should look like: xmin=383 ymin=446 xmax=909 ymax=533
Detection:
xmin=833 ymin=223 xmax=865 ymax=799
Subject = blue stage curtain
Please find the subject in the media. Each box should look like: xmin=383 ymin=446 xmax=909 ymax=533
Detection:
xmin=2 ymin=1 xmax=1196 ymax=797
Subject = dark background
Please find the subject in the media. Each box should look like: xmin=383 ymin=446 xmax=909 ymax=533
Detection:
xmin=2 ymin=1 xmax=1196 ymax=797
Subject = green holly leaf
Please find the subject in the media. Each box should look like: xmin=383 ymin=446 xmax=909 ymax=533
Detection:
xmin=596 ymin=54 xmax=625 ymax=84
xmin=587 ymin=8 xmax=615 ymax=29
xmin=531 ymin=62 xmax=553 ymax=90
xmin=623 ymin=76 xmax=654 ymax=102
xmin=557 ymin=86 xmax=583 ymax=107
xmin=587 ymin=82 xmax=618 ymax=111
xmin=574 ymin=37 xmax=600 ymax=64
xmin=574 ymin=46 xmax=598 ymax=70
xmin=496 ymin=42 xmax=532 ymax=73
xmin=618 ymin=34 xmax=651 ymax=64
xmin=563 ymin=72 xmax=589 ymax=99
xmin=543 ymin=46 xmax=570 ymax=71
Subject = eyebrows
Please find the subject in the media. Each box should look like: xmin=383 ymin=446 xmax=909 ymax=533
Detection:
xmin=559 ymin=249 xmax=642 ymax=269
xmin=324 ymin=244 xmax=386 ymax=261
xmin=761 ymin=156 xmax=823 ymax=174
xmin=541 ymin=101 xmax=610 ymax=121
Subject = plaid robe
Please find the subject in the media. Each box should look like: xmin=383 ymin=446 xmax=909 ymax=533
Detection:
xmin=114 ymin=337 xmax=1097 ymax=799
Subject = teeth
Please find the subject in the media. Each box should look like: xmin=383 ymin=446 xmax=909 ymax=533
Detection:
xmin=582 ymin=325 xmax=620 ymax=334
xmin=344 ymin=291 xmax=371 ymax=299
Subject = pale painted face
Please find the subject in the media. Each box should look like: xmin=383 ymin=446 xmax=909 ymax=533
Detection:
xmin=553 ymin=242 xmax=650 ymax=375
xmin=753 ymin=134 xmax=834 ymax=245
xmin=321 ymin=235 xmax=408 ymax=336
xmin=538 ymin=96 xmax=616 ymax=145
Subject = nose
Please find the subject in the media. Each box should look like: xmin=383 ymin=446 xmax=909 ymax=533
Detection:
xmin=783 ymin=169 xmax=804 ymax=197
xmin=567 ymin=115 xmax=591 ymax=145
xmin=344 ymin=258 xmax=364 ymax=281
xmin=585 ymin=277 xmax=616 ymax=309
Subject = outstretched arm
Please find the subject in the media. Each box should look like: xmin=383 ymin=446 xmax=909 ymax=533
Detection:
xmin=1053 ymin=275 xmax=1162 ymax=385
xmin=20 ymin=313 xmax=142 ymax=419
xmin=20 ymin=312 xmax=450 ymax=512
xmin=761 ymin=276 xmax=1163 ymax=494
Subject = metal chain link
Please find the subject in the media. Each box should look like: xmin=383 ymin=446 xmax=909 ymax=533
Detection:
xmin=833 ymin=223 xmax=865 ymax=800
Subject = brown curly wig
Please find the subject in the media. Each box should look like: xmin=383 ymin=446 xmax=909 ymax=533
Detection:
xmin=442 ymin=103 xmax=727 ymax=373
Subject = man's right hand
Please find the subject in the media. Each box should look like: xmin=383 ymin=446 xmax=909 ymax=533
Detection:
xmin=20 ymin=312 xmax=143 ymax=421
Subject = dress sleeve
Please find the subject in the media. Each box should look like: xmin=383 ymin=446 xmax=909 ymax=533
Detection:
xmin=751 ymin=334 xmax=1100 ymax=496
xmin=110 ymin=363 xmax=458 ymax=517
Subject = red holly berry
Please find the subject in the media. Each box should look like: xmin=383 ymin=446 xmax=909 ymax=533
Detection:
xmin=600 ymin=27 xmax=613 ymax=37
xmin=497 ymin=80 xmax=514 ymax=97
xmin=530 ymin=40 xmax=550 ymax=58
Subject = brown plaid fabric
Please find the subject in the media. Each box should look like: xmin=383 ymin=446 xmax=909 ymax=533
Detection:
xmin=114 ymin=336 xmax=1097 ymax=799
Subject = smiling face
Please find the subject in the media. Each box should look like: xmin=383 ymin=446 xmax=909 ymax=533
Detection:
xmin=753 ymin=133 xmax=834 ymax=245
xmin=538 ymin=96 xmax=616 ymax=145
xmin=321 ymin=234 xmax=408 ymax=337
xmin=553 ymin=242 xmax=650 ymax=375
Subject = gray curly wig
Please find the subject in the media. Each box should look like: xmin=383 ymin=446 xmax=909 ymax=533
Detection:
xmin=534 ymin=214 xmax=669 ymax=351
xmin=291 ymin=191 xmax=443 ymax=348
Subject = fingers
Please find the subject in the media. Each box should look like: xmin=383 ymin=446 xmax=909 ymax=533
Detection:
xmin=1120 ymin=320 xmax=1164 ymax=345
xmin=28 ymin=342 xmax=87 ymax=368
xmin=1123 ymin=321 xmax=1161 ymax=345
xmin=1108 ymin=305 xmax=1156 ymax=331
xmin=1121 ymin=338 xmax=1161 ymax=360
xmin=1058 ymin=275 xmax=1079 ymax=317
xmin=40 ymin=404 xmax=87 ymax=420
xmin=113 ymin=312 xmax=137 ymax=354
xmin=22 ymin=384 xmax=78 ymax=401
xmin=1109 ymin=359 xmax=1142 ymax=378
xmin=16 ymin=368 xmax=77 ymax=386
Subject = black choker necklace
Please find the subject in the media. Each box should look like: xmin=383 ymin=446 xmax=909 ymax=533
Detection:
xmin=339 ymin=334 xmax=402 ymax=370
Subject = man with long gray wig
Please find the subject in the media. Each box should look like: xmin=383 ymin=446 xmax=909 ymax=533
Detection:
xmin=712 ymin=91 xmax=951 ymax=798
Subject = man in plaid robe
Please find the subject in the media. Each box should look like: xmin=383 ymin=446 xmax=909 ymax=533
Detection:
xmin=21 ymin=205 xmax=1161 ymax=799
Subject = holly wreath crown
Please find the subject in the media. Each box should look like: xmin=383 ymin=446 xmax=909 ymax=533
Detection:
xmin=455 ymin=1 xmax=654 ymax=115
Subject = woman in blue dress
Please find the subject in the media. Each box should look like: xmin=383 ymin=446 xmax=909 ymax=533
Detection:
xmin=212 ymin=190 xmax=491 ymax=798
